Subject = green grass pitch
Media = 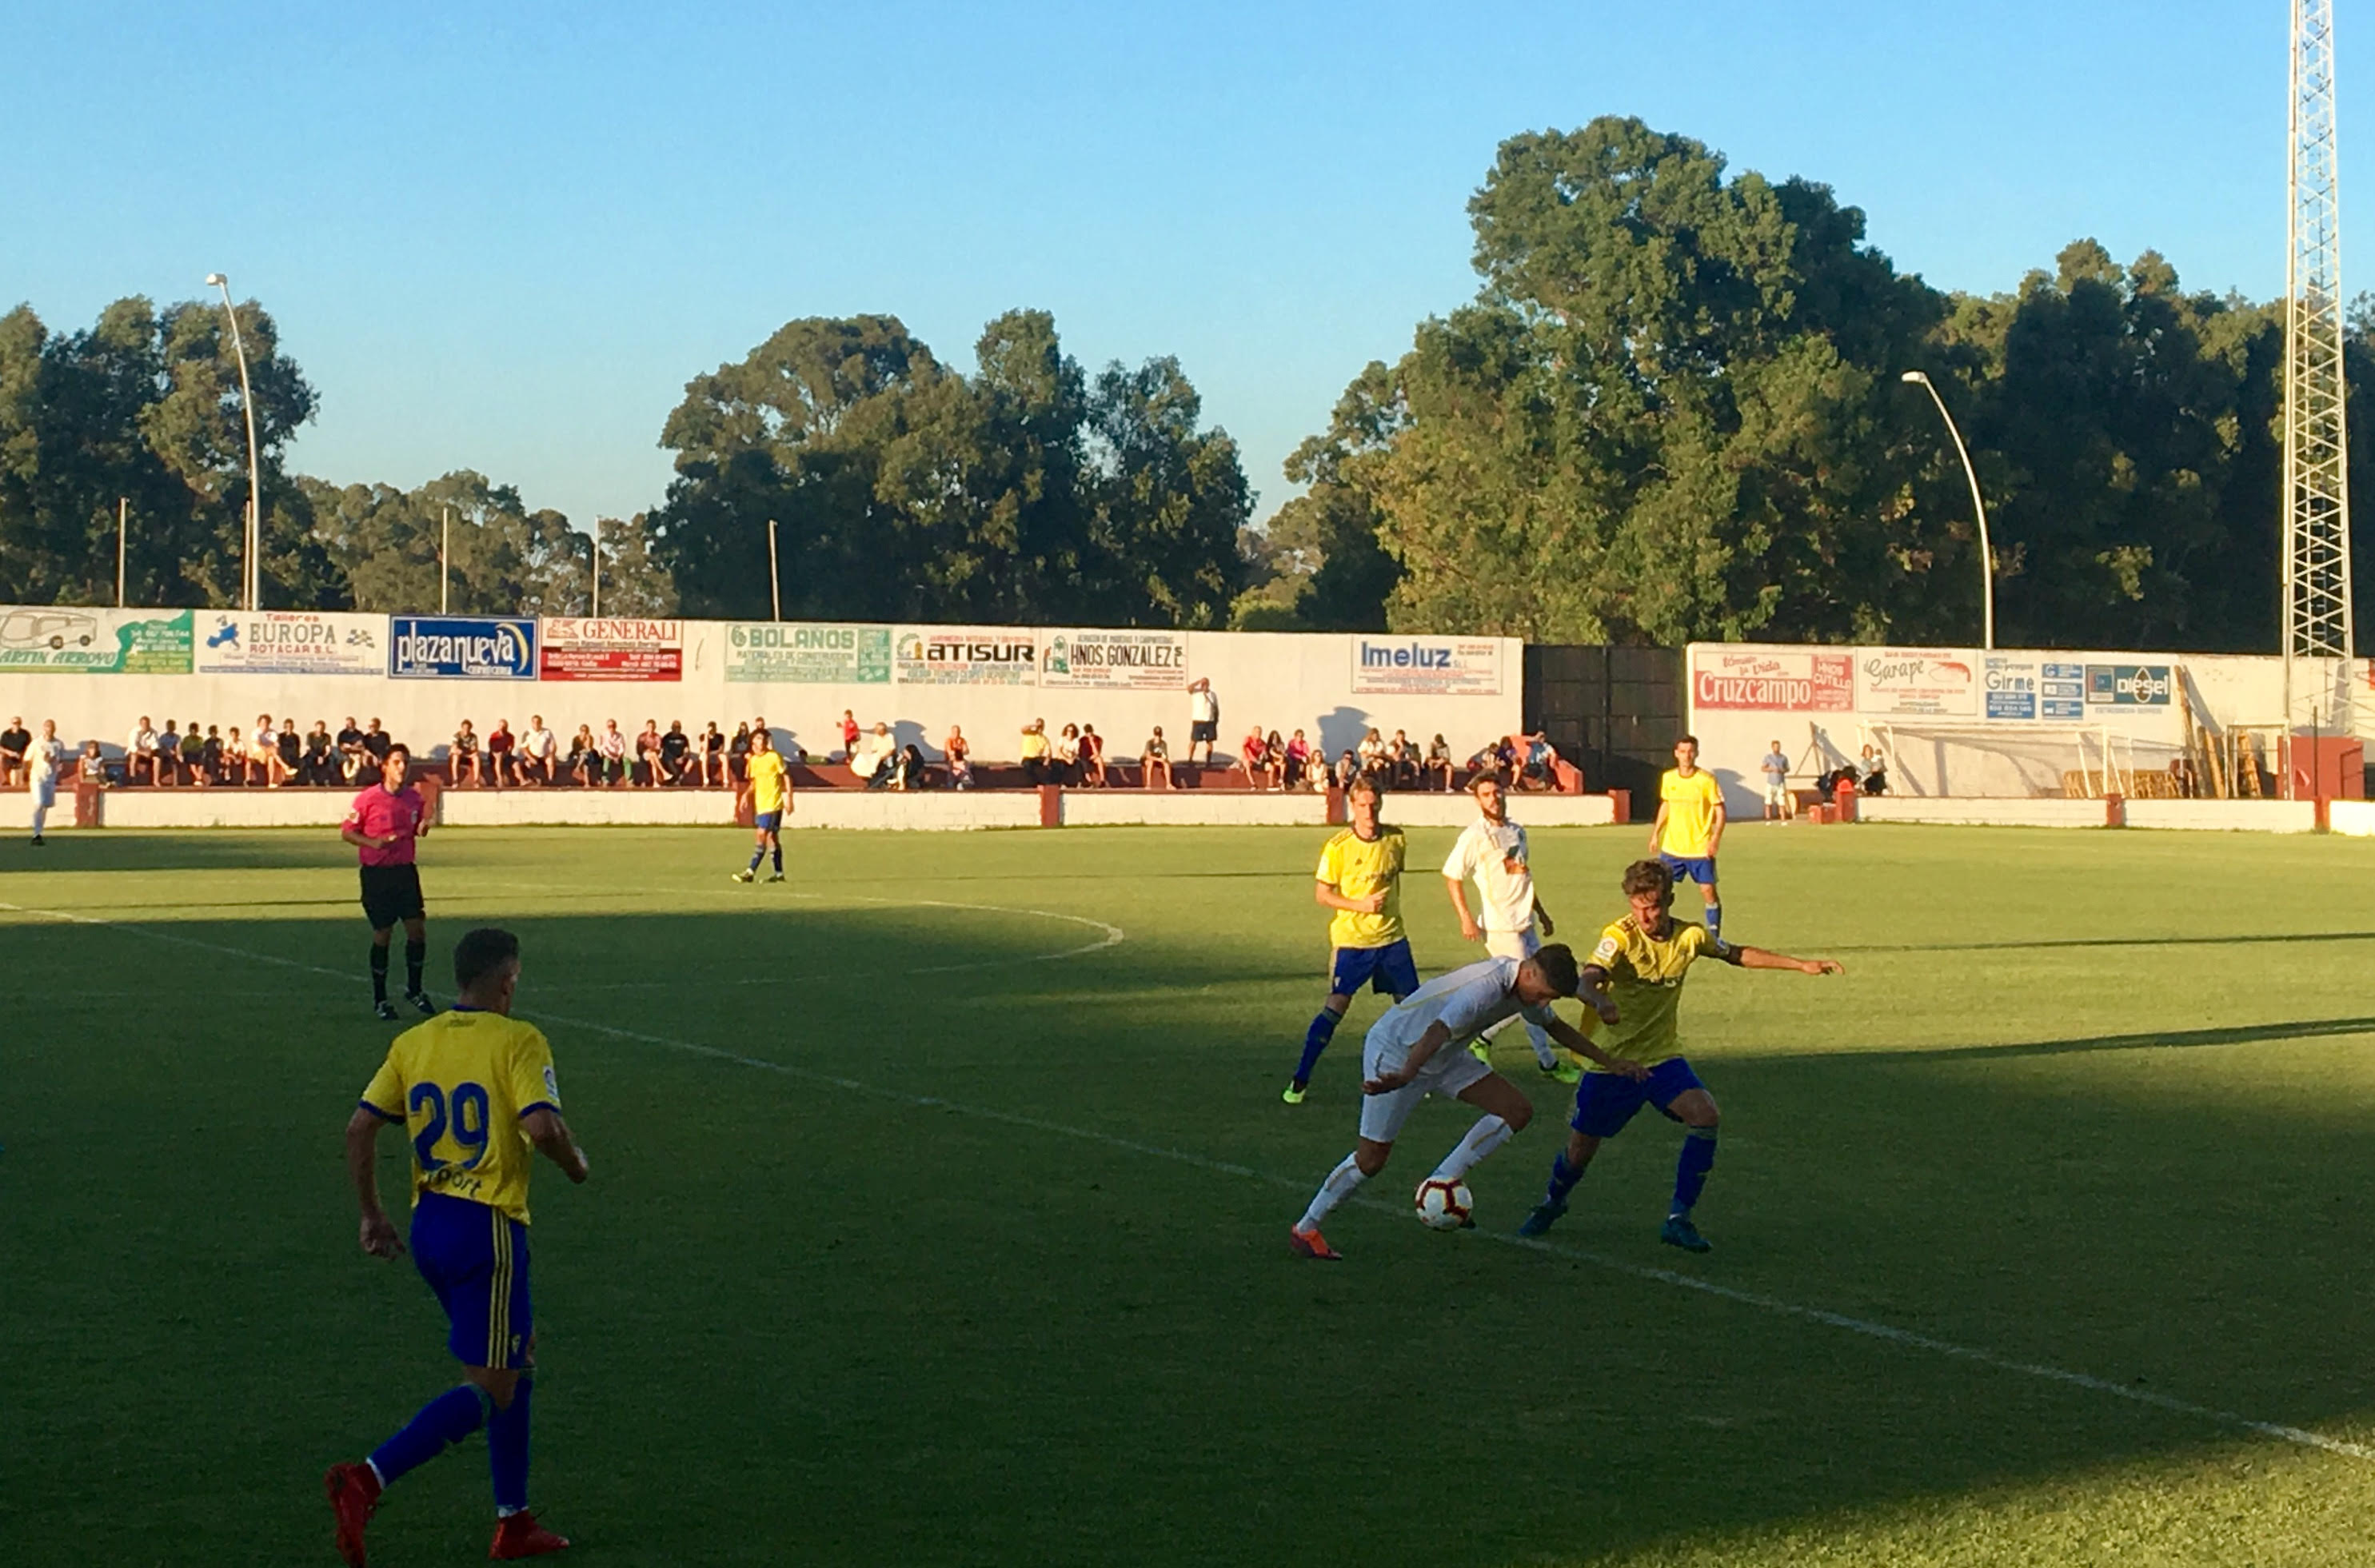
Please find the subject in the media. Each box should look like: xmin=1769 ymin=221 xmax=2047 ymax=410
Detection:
xmin=6 ymin=821 xmax=2375 ymax=1566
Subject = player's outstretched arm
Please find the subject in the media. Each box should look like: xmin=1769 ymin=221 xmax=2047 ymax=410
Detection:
xmin=521 ymin=1107 xmax=591 ymax=1183
xmin=1731 ymin=945 xmax=1842 ymax=977
xmin=1543 ymin=1015 xmax=1647 ymax=1080
xmin=344 ymin=1106 xmax=405 ymax=1259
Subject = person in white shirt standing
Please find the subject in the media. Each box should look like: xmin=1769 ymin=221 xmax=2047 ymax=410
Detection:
xmin=27 ymin=719 xmax=66 ymax=845
xmin=1761 ymin=740 xmax=1791 ymax=820
xmin=1442 ymin=772 xmax=1579 ymax=1083
xmin=1186 ymin=677 xmax=1219 ymax=767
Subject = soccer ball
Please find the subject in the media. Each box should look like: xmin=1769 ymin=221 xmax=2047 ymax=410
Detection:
xmin=1413 ymin=1178 xmax=1473 ymax=1231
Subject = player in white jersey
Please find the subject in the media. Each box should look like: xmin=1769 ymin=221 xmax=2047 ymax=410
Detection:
xmin=1287 ymin=948 xmax=1640 ymax=1259
xmin=1442 ymin=772 xmax=1579 ymax=1083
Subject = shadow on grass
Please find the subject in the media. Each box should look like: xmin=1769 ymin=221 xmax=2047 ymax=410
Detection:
xmin=1784 ymin=1015 xmax=2375 ymax=1065
xmin=1837 ymin=930 xmax=2375 ymax=955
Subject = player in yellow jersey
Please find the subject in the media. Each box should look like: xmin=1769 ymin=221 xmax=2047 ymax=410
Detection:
xmin=1516 ymin=859 xmax=1840 ymax=1253
xmin=1283 ymin=779 xmax=1419 ymax=1104
xmin=1650 ymin=733 xmax=1726 ymax=944
xmin=732 ymin=727 xmax=791 ymax=884
xmin=325 ymin=928 xmax=589 ymax=1565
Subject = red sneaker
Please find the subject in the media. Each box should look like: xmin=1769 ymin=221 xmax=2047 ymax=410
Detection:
xmin=322 ymin=1462 xmax=381 ymax=1568
xmin=490 ymin=1510 xmax=573 ymax=1559
xmin=1288 ymin=1225 xmax=1343 ymax=1261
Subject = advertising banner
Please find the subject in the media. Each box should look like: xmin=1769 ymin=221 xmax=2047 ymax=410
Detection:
xmin=724 ymin=623 xmax=892 ymax=684
xmin=1983 ymin=656 xmax=2038 ymax=720
xmin=538 ymin=617 xmax=683 ymax=681
xmin=1350 ymin=636 xmax=1503 ymax=696
xmin=389 ymin=616 xmax=537 ymax=680
xmin=1039 ymin=629 xmax=1188 ymax=691
xmin=195 ymin=609 xmax=383 ymax=676
xmin=1855 ymin=649 xmax=1978 ymax=716
xmin=1691 ymin=648 xmax=1854 ymax=712
xmin=0 ymin=606 xmax=192 ymax=673
xmin=2041 ymin=660 xmax=2086 ymax=720
xmin=893 ymin=626 xmax=1039 ymax=685
xmin=2086 ymin=664 xmax=2173 ymax=706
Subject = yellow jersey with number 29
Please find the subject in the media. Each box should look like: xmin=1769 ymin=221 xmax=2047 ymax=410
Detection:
xmin=360 ymin=1010 xmax=561 ymax=1224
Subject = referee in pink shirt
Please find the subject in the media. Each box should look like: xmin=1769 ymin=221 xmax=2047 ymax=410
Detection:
xmin=341 ymin=743 xmax=437 ymax=1021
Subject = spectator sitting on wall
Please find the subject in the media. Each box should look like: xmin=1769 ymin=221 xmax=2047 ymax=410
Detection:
xmin=1858 ymin=744 xmax=1890 ymax=796
xmin=1187 ymin=677 xmax=1219 ymax=767
xmin=1517 ymin=732 xmax=1557 ymax=791
xmin=1389 ymin=728 xmax=1421 ymax=789
xmin=251 ymin=715 xmax=288 ymax=787
xmin=0 ymin=716 xmax=28 ymax=787
xmin=126 ymin=716 xmax=158 ymax=786
xmin=1333 ymin=748 xmax=1361 ymax=791
xmin=1056 ymin=723 xmax=1083 ymax=785
xmin=1140 ymin=726 xmax=1172 ymax=788
xmin=336 ymin=716 xmax=365 ymax=776
xmin=567 ymin=725 xmax=597 ymax=786
xmin=1283 ymin=728 xmax=1311 ymax=789
xmin=1263 ymin=729 xmax=1288 ymax=792
xmin=1239 ymin=725 xmax=1269 ymax=789
xmin=840 ymin=708 xmax=860 ymax=762
xmin=277 ymin=716 xmax=302 ymax=784
xmin=79 ymin=738 xmax=110 ymax=788
xmin=362 ymin=720 xmax=393 ymax=767
xmin=1357 ymin=728 xmax=1389 ymax=780
xmin=180 ymin=722 xmax=207 ymax=785
xmin=450 ymin=720 xmax=482 ymax=787
xmin=215 ymin=726 xmax=238 ymax=786
xmin=599 ymin=720 xmax=628 ymax=787
xmin=303 ymin=721 xmax=335 ymax=785
xmin=1020 ymin=719 xmax=1054 ymax=785
xmin=945 ymin=725 xmax=974 ymax=790
xmin=523 ymin=715 xmax=557 ymax=785
xmin=633 ymin=720 xmax=661 ymax=787
xmin=1079 ymin=724 xmax=1108 ymax=788
xmin=728 ymin=721 xmax=752 ymax=784
xmin=156 ymin=720 xmax=182 ymax=784
xmin=1423 ymin=733 xmax=1453 ymax=791
xmin=856 ymin=722 xmax=897 ymax=788
xmin=486 ymin=719 xmax=516 ymax=787
xmin=660 ymin=720 xmax=693 ymax=785
xmin=892 ymin=743 xmax=928 ymax=792
xmin=697 ymin=721 xmax=725 ymax=786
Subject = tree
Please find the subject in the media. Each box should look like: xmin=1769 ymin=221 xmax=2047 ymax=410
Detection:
xmin=305 ymin=471 xmax=587 ymax=616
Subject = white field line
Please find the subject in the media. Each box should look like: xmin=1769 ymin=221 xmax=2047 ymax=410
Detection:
xmin=5 ymin=896 xmax=2369 ymax=1466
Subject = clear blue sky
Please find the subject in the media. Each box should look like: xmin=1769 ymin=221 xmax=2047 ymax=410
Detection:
xmin=0 ymin=2 xmax=2341 ymax=532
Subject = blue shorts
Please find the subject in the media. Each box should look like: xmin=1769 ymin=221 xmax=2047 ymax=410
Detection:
xmin=410 ymin=1191 xmax=533 ymax=1370
xmin=1660 ymin=853 xmax=1718 ymax=886
xmin=753 ymin=811 xmax=782 ymax=832
xmin=1570 ymin=1058 xmax=1706 ymax=1139
xmin=1330 ymin=940 xmax=1419 ymax=1001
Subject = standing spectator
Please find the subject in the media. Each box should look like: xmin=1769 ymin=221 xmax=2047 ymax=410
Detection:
xmin=0 ymin=716 xmax=29 ymax=787
xmin=522 ymin=715 xmax=557 ymax=786
xmin=698 ymin=722 xmax=726 ymax=787
xmin=449 ymin=720 xmax=483 ymax=787
xmin=304 ymin=722 xmax=336 ymax=785
xmin=659 ymin=720 xmax=693 ymax=785
xmin=839 ymin=708 xmax=860 ymax=761
xmin=485 ymin=719 xmax=517 ymax=787
xmin=1424 ymin=733 xmax=1453 ymax=791
xmin=1078 ymin=724 xmax=1108 ymax=788
xmin=944 ymin=724 xmax=974 ymax=790
xmin=728 ymin=721 xmax=752 ymax=783
xmin=1761 ymin=739 xmax=1791 ymax=820
xmin=1056 ymin=723 xmax=1083 ymax=785
xmin=26 ymin=720 xmax=64 ymax=844
xmin=1238 ymin=724 xmax=1268 ymax=788
xmin=855 ymin=722 xmax=897 ymax=788
xmin=634 ymin=720 xmax=663 ymax=787
xmin=180 ymin=722 xmax=207 ymax=784
xmin=1020 ymin=720 xmax=1054 ymax=785
xmin=598 ymin=720 xmax=628 ymax=787
xmin=1187 ymin=677 xmax=1219 ymax=767
xmin=277 ymin=717 xmax=302 ymax=784
xmin=126 ymin=716 xmax=159 ymax=786
xmin=157 ymin=720 xmax=184 ymax=785
xmin=567 ymin=724 xmax=597 ymax=786
xmin=1283 ymin=728 xmax=1311 ymax=790
xmin=1140 ymin=725 xmax=1171 ymax=788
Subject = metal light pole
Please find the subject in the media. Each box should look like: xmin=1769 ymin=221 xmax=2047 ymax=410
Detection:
xmin=203 ymin=274 xmax=263 ymax=611
xmin=767 ymin=517 xmax=781 ymax=620
xmin=116 ymin=497 xmax=128 ymax=608
xmin=441 ymin=505 xmax=451 ymax=613
xmin=1902 ymin=370 xmax=1995 ymax=650
xmin=590 ymin=518 xmax=602 ymax=618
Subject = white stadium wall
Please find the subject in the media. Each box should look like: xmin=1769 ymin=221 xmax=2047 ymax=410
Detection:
xmin=0 ymin=608 xmax=1525 ymax=767
xmin=1684 ymin=641 xmax=2371 ymax=812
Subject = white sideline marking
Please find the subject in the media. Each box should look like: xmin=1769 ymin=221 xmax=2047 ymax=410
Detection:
xmin=6 ymin=896 xmax=2369 ymax=1466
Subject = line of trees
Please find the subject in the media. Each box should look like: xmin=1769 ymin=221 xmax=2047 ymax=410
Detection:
xmin=6 ymin=114 xmax=2372 ymax=650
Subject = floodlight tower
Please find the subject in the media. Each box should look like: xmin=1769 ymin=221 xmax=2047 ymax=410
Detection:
xmin=2283 ymin=0 xmax=2355 ymax=783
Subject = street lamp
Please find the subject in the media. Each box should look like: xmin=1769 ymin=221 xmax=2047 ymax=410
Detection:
xmin=1902 ymin=370 xmax=1994 ymax=651
xmin=205 ymin=273 xmax=264 ymax=612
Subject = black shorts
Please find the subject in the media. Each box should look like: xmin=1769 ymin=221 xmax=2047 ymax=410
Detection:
xmin=1190 ymin=720 xmax=1218 ymax=744
xmin=360 ymin=863 xmax=425 ymax=930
